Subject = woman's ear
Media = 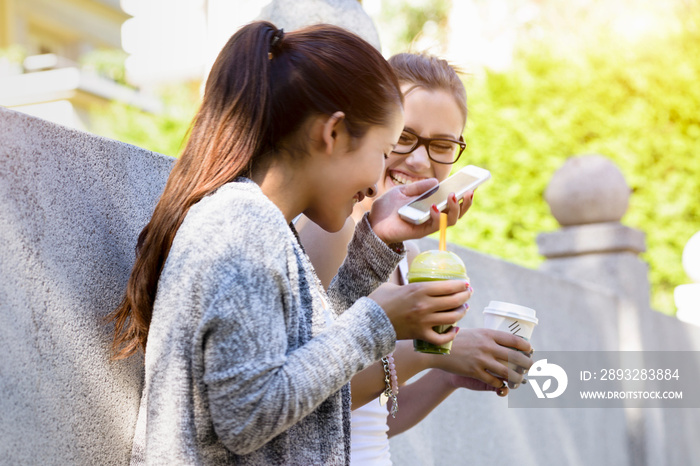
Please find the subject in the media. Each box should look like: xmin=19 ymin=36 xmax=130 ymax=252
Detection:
xmin=321 ymin=111 xmax=346 ymax=155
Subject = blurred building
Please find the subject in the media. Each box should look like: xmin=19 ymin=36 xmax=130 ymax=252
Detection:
xmin=121 ymin=0 xmax=267 ymax=87
xmin=0 ymin=0 xmax=157 ymax=130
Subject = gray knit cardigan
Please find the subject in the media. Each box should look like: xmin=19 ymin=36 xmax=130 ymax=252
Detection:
xmin=130 ymin=178 xmax=400 ymax=465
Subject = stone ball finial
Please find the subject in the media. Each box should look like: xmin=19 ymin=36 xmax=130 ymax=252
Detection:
xmin=544 ymin=154 xmax=631 ymax=226
xmin=257 ymin=0 xmax=382 ymax=51
xmin=683 ymin=231 xmax=700 ymax=283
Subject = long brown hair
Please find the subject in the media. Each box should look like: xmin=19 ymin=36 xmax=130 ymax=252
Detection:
xmin=109 ymin=21 xmax=402 ymax=359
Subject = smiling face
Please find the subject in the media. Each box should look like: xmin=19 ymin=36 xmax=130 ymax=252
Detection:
xmin=304 ymin=108 xmax=404 ymax=233
xmin=369 ymin=85 xmax=465 ymax=206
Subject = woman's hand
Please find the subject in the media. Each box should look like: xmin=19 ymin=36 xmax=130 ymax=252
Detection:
xmin=369 ymin=280 xmax=471 ymax=344
xmin=429 ymin=328 xmax=533 ymax=390
xmin=367 ymin=178 xmax=474 ymax=245
xmin=444 ymin=374 xmax=509 ymax=397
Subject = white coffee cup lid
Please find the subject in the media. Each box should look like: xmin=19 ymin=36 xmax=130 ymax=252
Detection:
xmin=483 ymin=300 xmax=538 ymax=325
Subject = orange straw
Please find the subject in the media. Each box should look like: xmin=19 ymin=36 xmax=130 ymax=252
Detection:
xmin=439 ymin=213 xmax=447 ymax=251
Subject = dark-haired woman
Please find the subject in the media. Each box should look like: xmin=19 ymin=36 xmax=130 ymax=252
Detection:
xmin=110 ymin=22 xmax=472 ymax=464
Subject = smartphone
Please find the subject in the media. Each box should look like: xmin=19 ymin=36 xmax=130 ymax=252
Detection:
xmin=398 ymin=165 xmax=491 ymax=225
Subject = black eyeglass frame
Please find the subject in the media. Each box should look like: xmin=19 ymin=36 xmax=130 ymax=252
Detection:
xmin=392 ymin=128 xmax=467 ymax=165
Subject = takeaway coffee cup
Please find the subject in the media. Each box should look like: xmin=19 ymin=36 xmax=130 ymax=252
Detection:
xmin=483 ymin=301 xmax=538 ymax=385
xmin=482 ymin=300 xmax=538 ymax=341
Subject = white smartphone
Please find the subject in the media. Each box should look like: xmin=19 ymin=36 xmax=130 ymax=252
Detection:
xmin=398 ymin=165 xmax=491 ymax=225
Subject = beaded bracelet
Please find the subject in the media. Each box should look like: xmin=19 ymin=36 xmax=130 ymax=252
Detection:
xmin=379 ymin=353 xmax=399 ymax=418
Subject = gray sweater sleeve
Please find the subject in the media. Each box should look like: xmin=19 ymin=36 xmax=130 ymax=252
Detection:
xmin=326 ymin=212 xmax=405 ymax=314
xmin=200 ymin=213 xmax=396 ymax=455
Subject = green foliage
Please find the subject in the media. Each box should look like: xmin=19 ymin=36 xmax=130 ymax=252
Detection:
xmin=89 ymin=82 xmax=200 ymax=158
xmin=391 ymin=0 xmax=450 ymax=47
xmin=449 ymin=28 xmax=700 ymax=315
xmin=79 ymin=48 xmax=130 ymax=86
xmin=376 ymin=0 xmax=451 ymax=54
xmin=0 ymin=45 xmax=27 ymax=64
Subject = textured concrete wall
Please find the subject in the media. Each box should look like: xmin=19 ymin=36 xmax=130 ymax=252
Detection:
xmin=0 ymin=107 xmax=174 ymax=464
xmin=258 ymin=0 xmax=381 ymax=50
xmin=2 ymin=106 xmax=699 ymax=465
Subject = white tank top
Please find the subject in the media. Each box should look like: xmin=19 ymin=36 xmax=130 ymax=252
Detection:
xmin=350 ymin=257 xmax=409 ymax=465
xmin=350 ymin=397 xmax=392 ymax=465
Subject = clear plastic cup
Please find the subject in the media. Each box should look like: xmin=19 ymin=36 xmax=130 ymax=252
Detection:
xmin=408 ymin=250 xmax=469 ymax=354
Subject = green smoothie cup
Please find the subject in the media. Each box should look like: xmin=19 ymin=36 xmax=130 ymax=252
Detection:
xmin=408 ymin=249 xmax=469 ymax=354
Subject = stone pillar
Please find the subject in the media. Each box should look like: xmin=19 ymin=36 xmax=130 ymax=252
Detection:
xmin=257 ymin=0 xmax=381 ymax=50
xmin=675 ymin=231 xmax=700 ymax=326
xmin=536 ymin=154 xmax=650 ymax=310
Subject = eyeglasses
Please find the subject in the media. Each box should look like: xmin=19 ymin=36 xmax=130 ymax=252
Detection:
xmin=392 ymin=128 xmax=466 ymax=165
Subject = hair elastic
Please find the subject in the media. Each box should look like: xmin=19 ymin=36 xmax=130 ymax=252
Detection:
xmin=269 ymin=28 xmax=285 ymax=59
xmin=271 ymin=28 xmax=284 ymax=47
xmin=267 ymin=28 xmax=284 ymax=60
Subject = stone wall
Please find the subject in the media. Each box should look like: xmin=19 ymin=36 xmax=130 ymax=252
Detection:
xmin=0 ymin=107 xmax=174 ymax=464
xmin=2 ymin=106 xmax=699 ymax=465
